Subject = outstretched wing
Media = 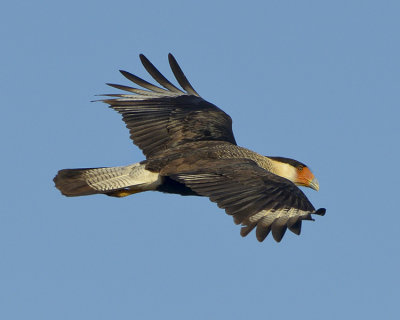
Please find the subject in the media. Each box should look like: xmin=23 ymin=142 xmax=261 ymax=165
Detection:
xmin=101 ymin=54 xmax=236 ymax=158
xmin=165 ymin=159 xmax=325 ymax=242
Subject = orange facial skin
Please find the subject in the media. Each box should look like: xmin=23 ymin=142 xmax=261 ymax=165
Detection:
xmin=296 ymin=166 xmax=320 ymax=191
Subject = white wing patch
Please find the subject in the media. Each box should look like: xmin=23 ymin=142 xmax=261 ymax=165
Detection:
xmin=240 ymin=207 xmax=314 ymax=242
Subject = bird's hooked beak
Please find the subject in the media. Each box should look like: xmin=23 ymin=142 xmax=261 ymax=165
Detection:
xmin=309 ymin=177 xmax=320 ymax=191
xmin=296 ymin=167 xmax=320 ymax=191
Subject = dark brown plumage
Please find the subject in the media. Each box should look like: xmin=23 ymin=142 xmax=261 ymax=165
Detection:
xmin=54 ymin=54 xmax=325 ymax=242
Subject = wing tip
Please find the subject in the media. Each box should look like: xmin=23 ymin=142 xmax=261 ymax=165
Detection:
xmin=241 ymin=207 xmax=326 ymax=243
xmin=271 ymin=221 xmax=288 ymax=242
xmin=314 ymin=208 xmax=326 ymax=216
xmin=119 ymin=69 xmax=129 ymax=76
xmin=288 ymin=220 xmax=302 ymax=235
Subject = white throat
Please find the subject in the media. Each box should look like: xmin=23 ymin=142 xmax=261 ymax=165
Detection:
xmin=270 ymin=160 xmax=297 ymax=182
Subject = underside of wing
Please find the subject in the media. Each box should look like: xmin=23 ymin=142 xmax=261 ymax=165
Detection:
xmin=166 ymin=159 xmax=325 ymax=242
xmin=101 ymin=54 xmax=236 ymax=158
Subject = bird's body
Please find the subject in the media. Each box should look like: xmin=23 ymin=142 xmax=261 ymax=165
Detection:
xmin=54 ymin=54 xmax=325 ymax=242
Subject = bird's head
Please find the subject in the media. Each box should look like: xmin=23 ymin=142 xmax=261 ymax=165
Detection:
xmin=268 ymin=156 xmax=320 ymax=191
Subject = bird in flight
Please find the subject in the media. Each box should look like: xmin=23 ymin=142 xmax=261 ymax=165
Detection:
xmin=54 ymin=54 xmax=325 ymax=242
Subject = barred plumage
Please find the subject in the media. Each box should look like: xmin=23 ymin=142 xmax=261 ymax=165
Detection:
xmin=54 ymin=54 xmax=325 ymax=242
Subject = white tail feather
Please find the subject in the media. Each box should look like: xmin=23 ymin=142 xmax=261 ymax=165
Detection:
xmin=54 ymin=162 xmax=161 ymax=197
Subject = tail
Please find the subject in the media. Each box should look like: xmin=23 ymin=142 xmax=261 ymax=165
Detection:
xmin=53 ymin=162 xmax=161 ymax=197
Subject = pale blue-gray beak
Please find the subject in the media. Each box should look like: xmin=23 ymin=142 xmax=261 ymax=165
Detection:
xmin=309 ymin=177 xmax=320 ymax=191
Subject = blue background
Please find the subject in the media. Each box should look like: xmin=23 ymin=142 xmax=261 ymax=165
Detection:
xmin=1 ymin=1 xmax=399 ymax=319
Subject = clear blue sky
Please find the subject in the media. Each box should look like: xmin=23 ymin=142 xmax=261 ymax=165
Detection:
xmin=1 ymin=1 xmax=399 ymax=319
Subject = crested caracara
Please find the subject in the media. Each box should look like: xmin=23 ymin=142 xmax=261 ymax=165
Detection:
xmin=54 ymin=54 xmax=326 ymax=242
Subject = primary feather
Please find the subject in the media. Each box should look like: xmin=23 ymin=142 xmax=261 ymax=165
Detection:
xmin=54 ymin=54 xmax=325 ymax=242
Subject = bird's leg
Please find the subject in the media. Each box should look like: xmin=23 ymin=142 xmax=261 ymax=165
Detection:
xmin=105 ymin=188 xmax=142 ymax=197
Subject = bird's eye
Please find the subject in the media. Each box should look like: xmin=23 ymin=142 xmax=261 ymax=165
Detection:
xmin=298 ymin=165 xmax=304 ymax=171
